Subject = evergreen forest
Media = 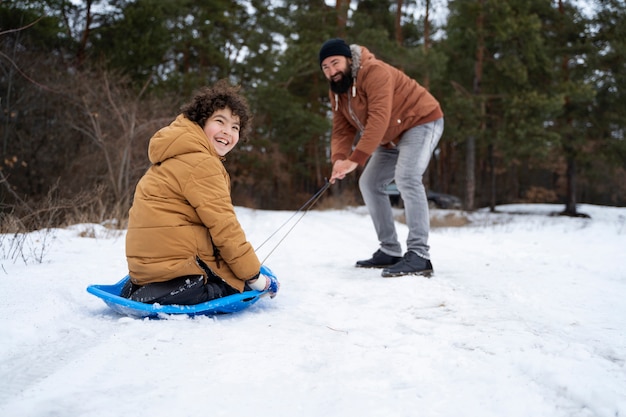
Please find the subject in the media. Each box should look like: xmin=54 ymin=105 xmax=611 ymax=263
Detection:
xmin=1 ymin=0 xmax=625 ymax=231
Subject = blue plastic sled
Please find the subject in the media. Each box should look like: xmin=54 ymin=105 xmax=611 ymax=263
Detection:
xmin=87 ymin=266 xmax=275 ymax=318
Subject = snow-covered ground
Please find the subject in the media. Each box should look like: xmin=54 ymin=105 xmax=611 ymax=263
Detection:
xmin=1 ymin=203 xmax=625 ymax=417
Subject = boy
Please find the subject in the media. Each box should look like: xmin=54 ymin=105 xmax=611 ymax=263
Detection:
xmin=123 ymin=80 xmax=278 ymax=304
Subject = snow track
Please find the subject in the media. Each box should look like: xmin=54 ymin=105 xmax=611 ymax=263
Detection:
xmin=1 ymin=205 xmax=625 ymax=417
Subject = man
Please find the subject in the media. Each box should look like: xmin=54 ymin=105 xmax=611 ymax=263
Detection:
xmin=319 ymin=38 xmax=444 ymax=277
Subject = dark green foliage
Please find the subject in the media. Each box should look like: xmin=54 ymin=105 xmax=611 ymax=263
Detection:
xmin=1 ymin=0 xmax=625 ymax=226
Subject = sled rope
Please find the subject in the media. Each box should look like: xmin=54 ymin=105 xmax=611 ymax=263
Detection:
xmin=257 ymin=180 xmax=332 ymax=263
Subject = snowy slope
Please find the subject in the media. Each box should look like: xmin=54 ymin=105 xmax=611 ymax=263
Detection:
xmin=1 ymin=204 xmax=625 ymax=417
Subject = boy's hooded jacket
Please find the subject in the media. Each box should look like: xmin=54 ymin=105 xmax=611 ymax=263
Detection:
xmin=329 ymin=45 xmax=443 ymax=166
xmin=126 ymin=114 xmax=260 ymax=292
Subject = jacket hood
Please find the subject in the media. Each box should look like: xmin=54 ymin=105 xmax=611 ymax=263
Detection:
xmin=349 ymin=44 xmax=363 ymax=79
xmin=148 ymin=114 xmax=219 ymax=165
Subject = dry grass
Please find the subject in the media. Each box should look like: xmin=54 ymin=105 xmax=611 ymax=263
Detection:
xmin=430 ymin=211 xmax=471 ymax=228
xmin=315 ymin=190 xmax=363 ymax=210
xmin=393 ymin=209 xmax=471 ymax=228
xmin=0 ymin=185 xmax=128 ymax=265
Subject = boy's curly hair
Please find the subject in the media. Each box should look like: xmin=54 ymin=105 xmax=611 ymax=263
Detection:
xmin=181 ymin=79 xmax=252 ymax=140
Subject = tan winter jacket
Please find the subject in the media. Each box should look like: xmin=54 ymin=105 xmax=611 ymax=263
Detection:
xmin=125 ymin=114 xmax=260 ymax=292
xmin=329 ymin=45 xmax=444 ymax=166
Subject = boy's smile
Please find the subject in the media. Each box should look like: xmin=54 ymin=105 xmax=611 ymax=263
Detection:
xmin=203 ymin=108 xmax=241 ymax=156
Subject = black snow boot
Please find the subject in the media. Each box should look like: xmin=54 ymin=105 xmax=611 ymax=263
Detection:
xmin=356 ymin=249 xmax=402 ymax=269
xmin=381 ymin=251 xmax=433 ymax=278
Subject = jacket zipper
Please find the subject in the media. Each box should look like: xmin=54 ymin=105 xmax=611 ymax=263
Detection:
xmin=347 ymin=94 xmax=365 ymax=136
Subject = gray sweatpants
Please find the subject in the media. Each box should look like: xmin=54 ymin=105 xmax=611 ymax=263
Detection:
xmin=359 ymin=118 xmax=444 ymax=260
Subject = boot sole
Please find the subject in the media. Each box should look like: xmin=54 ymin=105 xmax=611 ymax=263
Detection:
xmin=355 ymin=264 xmax=397 ymax=269
xmin=381 ymin=270 xmax=433 ymax=278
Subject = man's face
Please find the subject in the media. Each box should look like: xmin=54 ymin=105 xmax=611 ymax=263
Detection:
xmin=203 ymin=108 xmax=240 ymax=157
xmin=321 ymin=55 xmax=352 ymax=94
xmin=321 ymin=55 xmax=349 ymax=81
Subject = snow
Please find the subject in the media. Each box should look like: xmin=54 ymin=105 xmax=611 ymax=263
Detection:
xmin=1 ymin=203 xmax=625 ymax=417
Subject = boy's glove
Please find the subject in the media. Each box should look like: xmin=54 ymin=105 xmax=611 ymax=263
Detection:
xmin=262 ymin=265 xmax=280 ymax=298
xmin=248 ymin=265 xmax=280 ymax=298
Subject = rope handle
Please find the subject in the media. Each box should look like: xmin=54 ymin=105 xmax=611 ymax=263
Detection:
xmin=256 ymin=180 xmax=332 ymax=264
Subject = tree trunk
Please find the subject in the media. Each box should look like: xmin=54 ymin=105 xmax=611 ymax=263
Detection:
xmin=488 ymin=143 xmax=496 ymax=211
xmin=466 ymin=0 xmax=485 ymax=211
xmin=565 ymin=153 xmax=577 ymax=214
xmin=76 ymin=0 xmax=94 ymax=67
xmin=336 ymin=0 xmax=349 ymax=37
xmin=311 ymin=73 xmax=324 ymax=188
xmin=395 ymin=0 xmax=404 ymax=46
xmin=558 ymin=0 xmax=579 ymax=216
xmin=423 ymin=0 xmax=431 ymax=89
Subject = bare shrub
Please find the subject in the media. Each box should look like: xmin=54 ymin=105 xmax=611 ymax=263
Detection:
xmin=64 ymin=68 xmax=173 ymax=218
xmin=0 ymin=178 xmax=128 ymax=265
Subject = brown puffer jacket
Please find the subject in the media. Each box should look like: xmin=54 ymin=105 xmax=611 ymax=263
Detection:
xmin=125 ymin=114 xmax=260 ymax=292
xmin=329 ymin=45 xmax=444 ymax=166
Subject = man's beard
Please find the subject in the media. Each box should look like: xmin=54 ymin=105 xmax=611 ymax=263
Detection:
xmin=329 ymin=69 xmax=353 ymax=94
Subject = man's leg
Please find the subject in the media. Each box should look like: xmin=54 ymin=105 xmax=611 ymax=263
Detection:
xmin=358 ymin=146 xmax=402 ymax=257
xmin=382 ymin=119 xmax=444 ymax=277
xmin=394 ymin=118 xmax=444 ymax=259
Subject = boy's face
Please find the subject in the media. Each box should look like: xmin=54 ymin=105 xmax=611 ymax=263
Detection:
xmin=203 ymin=107 xmax=241 ymax=156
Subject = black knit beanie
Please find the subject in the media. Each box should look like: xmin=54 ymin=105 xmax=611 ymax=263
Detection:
xmin=319 ymin=38 xmax=352 ymax=67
